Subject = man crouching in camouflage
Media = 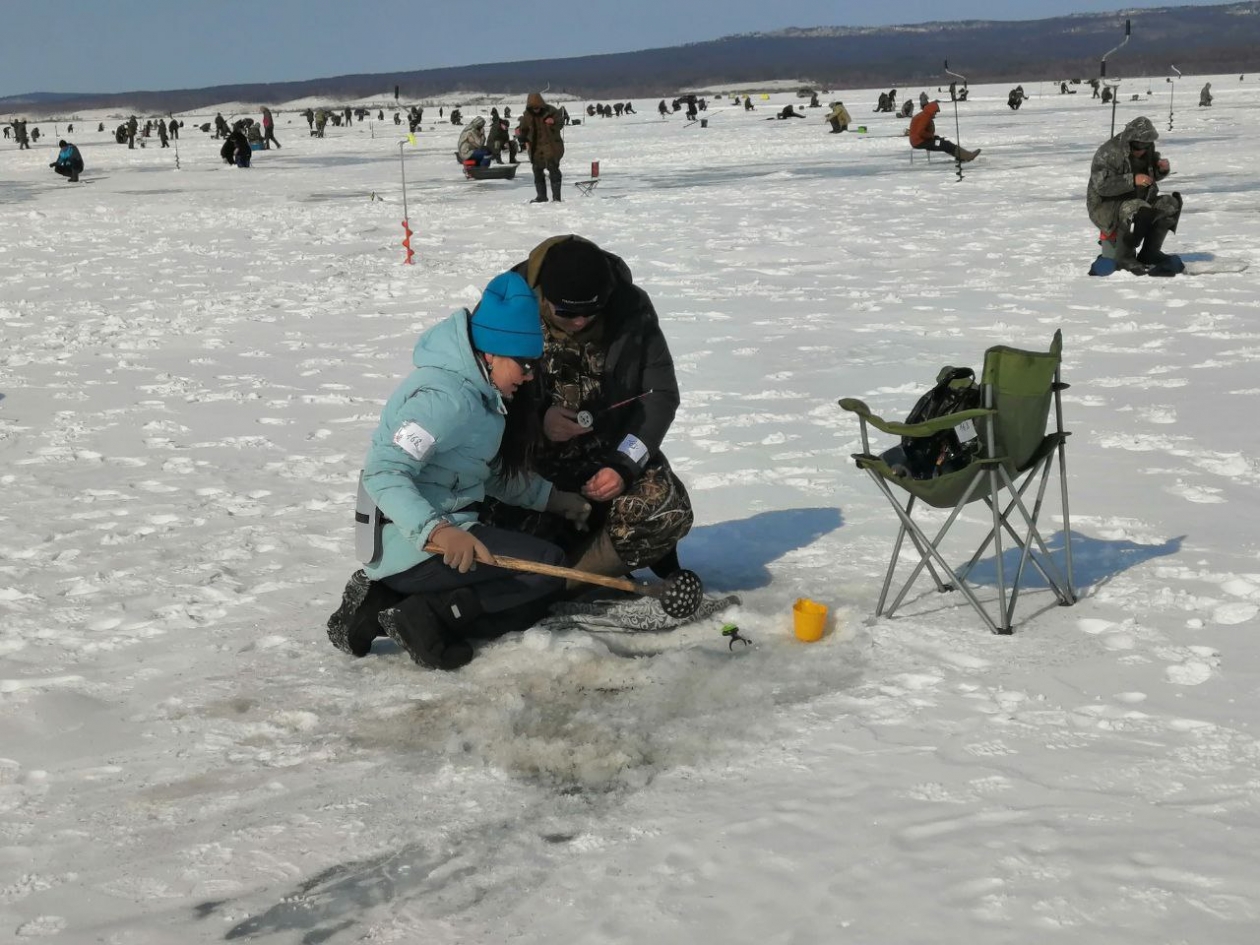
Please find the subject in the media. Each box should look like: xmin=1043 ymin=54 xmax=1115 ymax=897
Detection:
xmin=484 ymin=234 xmax=693 ymax=583
xmin=1087 ymin=116 xmax=1185 ymax=276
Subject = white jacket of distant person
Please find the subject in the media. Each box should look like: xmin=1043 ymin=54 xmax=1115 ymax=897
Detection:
xmin=457 ymin=117 xmax=487 ymax=160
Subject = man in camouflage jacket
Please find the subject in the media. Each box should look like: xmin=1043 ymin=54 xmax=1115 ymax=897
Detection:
xmin=486 ymin=235 xmax=693 ymax=581
xmin=1087 ymin=116 xmax=1183 ymax=274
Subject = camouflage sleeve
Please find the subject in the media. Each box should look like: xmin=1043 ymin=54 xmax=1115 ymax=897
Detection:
xmin=1153 ymin=149 xmax=1171 ymax=181
xmin=1090 ymin=148 xmax=1137 ymax=199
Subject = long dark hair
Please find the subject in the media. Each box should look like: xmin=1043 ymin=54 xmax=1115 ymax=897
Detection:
xmin=493 ymin=374 xmax=543 ymax=482
xmin=467 ymin=308 xmax=542 ymax=482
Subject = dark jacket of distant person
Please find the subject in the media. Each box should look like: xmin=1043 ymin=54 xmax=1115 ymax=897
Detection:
xmin=519 ymin=93 xmax=565 ymax=165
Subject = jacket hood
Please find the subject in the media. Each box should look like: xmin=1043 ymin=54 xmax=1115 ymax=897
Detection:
xmin=1118 ymin=116 xmax=1159 ymax=147
xmin=411 ymin=311 xmax=501 ymax=410
xmin=923 ymin=101 xmax=940 ymax=119
xmin=527 ymin=92 xmax=546 ymax=109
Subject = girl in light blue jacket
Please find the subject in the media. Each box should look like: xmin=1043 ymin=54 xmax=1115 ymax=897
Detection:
xmin=327 ymin=272 xmax=591 ymax=669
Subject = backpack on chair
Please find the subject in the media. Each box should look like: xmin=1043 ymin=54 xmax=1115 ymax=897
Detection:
xmin=897 ymin=366 xmax=983 ymax=479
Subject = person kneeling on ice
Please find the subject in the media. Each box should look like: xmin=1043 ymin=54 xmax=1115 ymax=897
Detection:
xmin=50 ymin=139 xmax=84 ymax=182
xmin=1087 ymin=116 xmax=1184 ymax=276
xmin=456 ymin=116 xmax=493 ymax=168
xmin=909 ymin=100 xmax=980 ymax=162
xmin=326 ymin=272 xmax=594 ymax=670
xmin=481 ymin=235 xmax=694 ymax=587
xmin=220 ymin=128 xmax=251 ymax=167
xmin=824 ymin=101 xmax=851 ymax=134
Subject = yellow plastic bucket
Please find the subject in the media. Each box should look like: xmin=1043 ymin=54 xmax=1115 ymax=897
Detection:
xmin=793 ymin=598 xmax=828 ymax=642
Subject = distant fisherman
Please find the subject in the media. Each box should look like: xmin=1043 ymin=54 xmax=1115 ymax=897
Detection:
xmin=824 ymin=101 xmax=851 ymax=134
xmin=1087 ymin=116 xmax=1184 ymax=276
xmin=49 ymin=139 xmax=84 ymax=182
xmin=520 ymin=91 xmax=565 ymax=203
xmin=908 ymin=100 xmax=979 ymax=162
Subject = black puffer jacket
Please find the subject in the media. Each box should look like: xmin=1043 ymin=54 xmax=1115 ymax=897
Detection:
xmin=513 ymin=235 xmax=680 ymax=487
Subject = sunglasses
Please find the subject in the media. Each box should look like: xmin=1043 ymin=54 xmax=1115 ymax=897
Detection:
xmin=508 ymin=356 xmax=537 ymax=374
xmin=550 ymin=304 xmax=601 ymax=320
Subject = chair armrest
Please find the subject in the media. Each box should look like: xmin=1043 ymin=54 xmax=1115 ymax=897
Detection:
xmin=890 ymin=407 xmax=995 ymax=439
xmin=838 ymin=397 xmax=901 ymax=433
xmin=839 ymin=397 xmax=994 ymax=438
xmin=837 ymin=397 xmax=873 ymax=416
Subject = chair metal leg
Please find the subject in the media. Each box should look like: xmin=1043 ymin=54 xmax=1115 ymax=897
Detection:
xmin=956 ymin=466 xmax=1035 ymax=575
xmin=879 ymin=474 xmax=1000 ymax=631
xmin=895 ymin=495 xmax=954 ymax=593
xmin=1056 ymin=441 xmax=1077 ymax=603
xmin=1052 ymin=368 xmax=1077 ymax=603
xmin=1005 ymin=462 xmax=1061 ymax=613
xmin=867 ymin=478 xmax=944 ymax=614
xmin=988 ymin=466 xmax=1011 ymax=633
xmin=996 ymin=462 xmax=1073 ymax=604
xmin=953 ymin=457 xmax=1072 ymax=606
xmin=877 ymin=518 xmax=909 ymax=617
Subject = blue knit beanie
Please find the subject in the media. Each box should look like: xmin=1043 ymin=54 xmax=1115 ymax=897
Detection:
xmin=469 ymin=272 xmax=543 ymax=357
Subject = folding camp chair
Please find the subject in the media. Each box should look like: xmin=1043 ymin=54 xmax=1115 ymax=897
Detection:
xmin=838 ymin=331 xmax=1076 ymax=634
xmin=574 ymin=160 xmax=601 ymax=196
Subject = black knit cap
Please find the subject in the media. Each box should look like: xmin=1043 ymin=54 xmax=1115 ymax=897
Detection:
xmin=538 ymin=239 xmax=614 ymax=315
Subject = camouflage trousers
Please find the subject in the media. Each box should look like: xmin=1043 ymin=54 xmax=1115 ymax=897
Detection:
xmin=1118 ymin=192 xmax=1181 ymax=229
xmin=483 ymin=457 xmax=693 ymax=571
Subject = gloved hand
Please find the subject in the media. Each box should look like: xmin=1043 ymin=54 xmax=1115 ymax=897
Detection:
xmin=546 ymin=489 xmax=592 ymax=530
xmin=428 ymin=524 xmax=491 ymax=573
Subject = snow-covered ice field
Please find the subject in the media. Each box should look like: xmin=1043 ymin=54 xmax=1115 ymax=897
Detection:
xmin=3 ymin=75 xmax=1260 ymax=943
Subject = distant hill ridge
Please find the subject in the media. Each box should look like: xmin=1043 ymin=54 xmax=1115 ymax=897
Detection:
xmin=3 ymin=2 xmax=1258 ymax=113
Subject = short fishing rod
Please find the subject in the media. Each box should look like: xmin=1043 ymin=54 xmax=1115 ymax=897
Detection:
xmin=575 ymin=390 xmax=656 ymax=429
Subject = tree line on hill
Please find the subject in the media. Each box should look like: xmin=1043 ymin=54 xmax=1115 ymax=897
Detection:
xmin=2 ymin=2 xmax=1257 ymax=113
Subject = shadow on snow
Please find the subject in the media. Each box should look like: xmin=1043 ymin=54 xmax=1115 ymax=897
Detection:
xmin=677 ymin=507 xmax=845 ymax=592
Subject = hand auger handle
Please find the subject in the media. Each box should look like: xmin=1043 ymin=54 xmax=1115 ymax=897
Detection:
xmin=423 ymin=544 xmax=705 ymax=619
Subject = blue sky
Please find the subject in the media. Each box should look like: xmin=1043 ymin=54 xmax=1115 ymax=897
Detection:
xmin=0 ymin=0 xmax=1233 ymax=96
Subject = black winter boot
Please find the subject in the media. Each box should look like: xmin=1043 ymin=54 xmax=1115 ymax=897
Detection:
xmin=1137 ymin=220 xmax=1181 ymax=271
xmin=326 ymin=570 xmax=406 ymax=657
xmin=549 ymin=170 xmax=562 ymax=203
xmin=379 ymin=595 xmax=474 ymax=670
xmin=1116 ymin=209 xmax=1154 ymax=274
xmin=531 ymin=167 xmax=548 ymax=203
